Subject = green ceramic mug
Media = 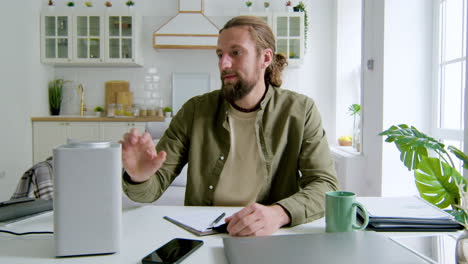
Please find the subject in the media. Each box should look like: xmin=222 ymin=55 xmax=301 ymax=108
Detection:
xmin=325 ymin=191 xmax=369 ymax=232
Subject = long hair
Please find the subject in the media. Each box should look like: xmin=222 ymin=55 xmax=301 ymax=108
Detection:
xmin=220 ymin=16 xmax=288 ymax=87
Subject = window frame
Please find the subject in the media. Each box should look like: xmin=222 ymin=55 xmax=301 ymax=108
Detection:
xmin=432 ymin=0 xmax=466 ymax=146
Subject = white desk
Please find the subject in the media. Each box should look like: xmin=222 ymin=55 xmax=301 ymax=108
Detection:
xmin=0 ymin=205 xmax=461 ymax=264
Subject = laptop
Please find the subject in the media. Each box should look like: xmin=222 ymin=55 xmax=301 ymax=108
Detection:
xmin=0 ymin=198 xmax=53 ymax=224
xmin=223 ymin=231 xmax=431 ymax=264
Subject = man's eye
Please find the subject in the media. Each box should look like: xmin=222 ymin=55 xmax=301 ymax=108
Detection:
xmin=216 ymin=53 xmax=222 ymax=59
xmin=232 ymin=50 xmax=241 ymax=56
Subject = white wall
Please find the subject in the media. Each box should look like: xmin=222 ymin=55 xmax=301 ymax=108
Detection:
xmin=335 ymin=0 xmax=362 ymax=140
xmin=0 ymin=1 xmax=52 ymax=201
xmin=0 ymin=0 xmax=336 ymax=200
xmin=381 ymin=0 xmax=433 ymax=196
xmin=55 ymin=0 xmax=336 ymax=139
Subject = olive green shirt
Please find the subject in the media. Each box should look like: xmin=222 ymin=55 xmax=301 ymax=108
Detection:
xmin=123 ymin=86 xmax=339 ymax=226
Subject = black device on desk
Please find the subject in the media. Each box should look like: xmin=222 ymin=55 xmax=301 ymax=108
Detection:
xmin=141 ymin=238 xmax=203 ymax=264
xmin=0 ymin=198 xmax=53 ymax=223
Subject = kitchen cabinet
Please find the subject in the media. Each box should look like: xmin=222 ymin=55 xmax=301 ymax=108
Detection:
xmin=99 ymin=122 xmax=146 ymax=143
xmin=41 ymin=15 xmax=72 ymax=63
xmin=32 ymin=121 xmax=146 ymax=163
xmin=243 ymin=12 xmax=305 ymax=66
xmin=32 ymin=122 xmax=100 ymax=163
xmin=41 ymin=13 xmax=142 ymax=66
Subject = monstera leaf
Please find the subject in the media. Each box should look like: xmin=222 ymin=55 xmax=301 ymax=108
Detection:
xmin=379 ymin=124 xmax=447 ymax=171
xmin=415 ymin=157 xmax=466 ymax=209
xmin=448 ymin=145 xmax=468 ymax=170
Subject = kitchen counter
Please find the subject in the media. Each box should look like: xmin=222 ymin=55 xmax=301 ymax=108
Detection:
xmin=31 ymin=116 xmax=165 ymax=122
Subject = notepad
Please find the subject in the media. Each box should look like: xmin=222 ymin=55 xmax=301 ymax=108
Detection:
xmin=357 ymin=196 xmax=453 ymax=220
xmin=164 ymin=211 xmax=227 ymax=236
xmin=356 ymin=196 xmax=463 ymax=232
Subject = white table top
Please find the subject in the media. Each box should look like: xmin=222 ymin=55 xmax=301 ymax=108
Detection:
xmin=0 ymin=205 xmax=461 ymax=264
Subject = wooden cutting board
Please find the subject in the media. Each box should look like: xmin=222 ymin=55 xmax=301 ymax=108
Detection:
xmin=105 ymin=81 xmax=129 ymax=112
xmin=116 ymin=91 xmax=133 ymax=113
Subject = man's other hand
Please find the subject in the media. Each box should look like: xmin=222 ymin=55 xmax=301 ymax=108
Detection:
xmin=225 ymin=203 xmax=290 ymax=236
xmin=119 ymin=128 xmax=166 ymax=183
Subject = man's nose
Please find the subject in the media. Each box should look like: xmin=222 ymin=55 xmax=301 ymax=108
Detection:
xmin=219 ymin=54 xmax=232 ymax=70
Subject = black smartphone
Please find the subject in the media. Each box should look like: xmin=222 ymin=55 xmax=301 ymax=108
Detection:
xmin=141 ymin=238 xmax=204 ymax=264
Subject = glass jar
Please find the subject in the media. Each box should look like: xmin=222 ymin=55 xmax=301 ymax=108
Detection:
xmin=132 ymin=104 xmax=139 ymax=117
xmin=115 ymin=104 xmax=123 ymax=116
xmin=139 ymin=106 xmax=147 ymax=117
xmin=107 ymin=103 xmax=116 ymax=117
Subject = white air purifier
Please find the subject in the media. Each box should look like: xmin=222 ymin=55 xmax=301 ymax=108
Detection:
xmin=53 ymin=142 xmax=122 ymax=257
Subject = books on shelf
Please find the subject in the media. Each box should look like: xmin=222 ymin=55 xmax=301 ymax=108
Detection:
xmin=356 ymin=196 xmax=464 ymax=232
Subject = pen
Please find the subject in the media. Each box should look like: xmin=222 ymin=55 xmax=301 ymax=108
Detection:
xmin=209 ymin=222 xmax=228 ymax=233
xmin=209 ymin=212 xmax=226 ymax=227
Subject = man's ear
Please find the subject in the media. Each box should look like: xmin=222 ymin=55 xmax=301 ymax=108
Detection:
xmin=262 ymin=48 xmax=273 ymax=69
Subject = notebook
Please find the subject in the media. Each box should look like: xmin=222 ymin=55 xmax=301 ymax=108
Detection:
xmin=356 ymin=196 xmax=463 ymax=232
xmin=163 ymin=211 xmax=227 ymax=236
xmin=223 ymin=231 xmax=430 ymax=264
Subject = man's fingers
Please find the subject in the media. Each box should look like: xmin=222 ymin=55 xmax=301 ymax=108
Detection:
xmin=154 ymin=151 xmax=167 ymax=168
xmin=227 ymin=205 xmax=258 ymax=235
xmin=236 ymin=220 xmax=263 ymax=236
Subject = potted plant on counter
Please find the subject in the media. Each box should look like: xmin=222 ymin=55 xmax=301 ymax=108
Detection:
xmin=163 ymin=107 xmax=173 ymax=118
xmin=48 ymin=79 xmax=65 ymax=116
xmin=93 ymin=106 xmax=104 ymax=117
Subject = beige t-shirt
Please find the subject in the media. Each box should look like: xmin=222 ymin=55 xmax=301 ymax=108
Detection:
xmin=213 ymin=106 xmax=265 ymax=206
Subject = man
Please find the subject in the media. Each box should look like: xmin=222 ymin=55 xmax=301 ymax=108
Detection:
xmin=121 ymin=16 xmax=338 ymax=236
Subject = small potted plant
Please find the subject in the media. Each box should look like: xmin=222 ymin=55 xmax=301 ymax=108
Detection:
xmin=163 ymin=107 xmax=173 ymax=118
xmin=264 ymin=2 xmax=270 ymax=9
xmin=48 ymin=79 xmax=66 ymax=116
xmin=93 ymin=106 xmax=104 ymax=117
xmin=48 ymin=0 xmax=54 ymax=6
xmin=67 ymin=1 xmax=75 ymax=7
xmin=84 ymin=1 xmax=92 ymax=7
xmin=125 ymin=0 xmax=135 ymax=7
xmin=104 ymin=1 xmax=112 ymax=7
xmin=245 ymin=1 xmax=253 ymax=11
xmin=285 ymin=1 xmax=292 ymax=12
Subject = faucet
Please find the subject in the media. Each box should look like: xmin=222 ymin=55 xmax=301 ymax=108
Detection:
xmin=78 ymin=84 xmax=85 ymax=116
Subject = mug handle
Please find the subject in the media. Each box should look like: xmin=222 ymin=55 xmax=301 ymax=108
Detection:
xmin=352 ymin=202 xmax=369 ymax=230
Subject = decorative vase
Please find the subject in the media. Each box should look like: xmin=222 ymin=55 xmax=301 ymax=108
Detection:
xmin=352 ymin=114 xmax=361 ymax=152
xmin=457 ymin=230 xmax=468 ymax=264
xmin=50 ymin=107 xmax=60 ymax=116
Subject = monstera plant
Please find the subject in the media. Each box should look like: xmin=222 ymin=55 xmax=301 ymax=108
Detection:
xmin=380 ymin=124 xmax=468 ymax=223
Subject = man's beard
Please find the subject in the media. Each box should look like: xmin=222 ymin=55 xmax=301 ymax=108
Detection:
xmin=221 ymin=69 xmax=260 ymax=104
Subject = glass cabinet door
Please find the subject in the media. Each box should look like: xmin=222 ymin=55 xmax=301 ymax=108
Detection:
xmin=44 ymin=16 xmax=70 ymax=60
xmin=76 ymin=16 xmax=101 ymax=60
xmin=108 ymin=16 xmax=133 ymax=60
xmin=275 ymin=14 xmax=303 ymax=62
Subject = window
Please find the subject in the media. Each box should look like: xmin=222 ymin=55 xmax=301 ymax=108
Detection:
xmin=433 ymin=0 xmax=466 ymax=172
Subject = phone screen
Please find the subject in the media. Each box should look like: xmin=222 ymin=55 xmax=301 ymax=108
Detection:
xmin=141 ymin=238 xmax=204 ymax=264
